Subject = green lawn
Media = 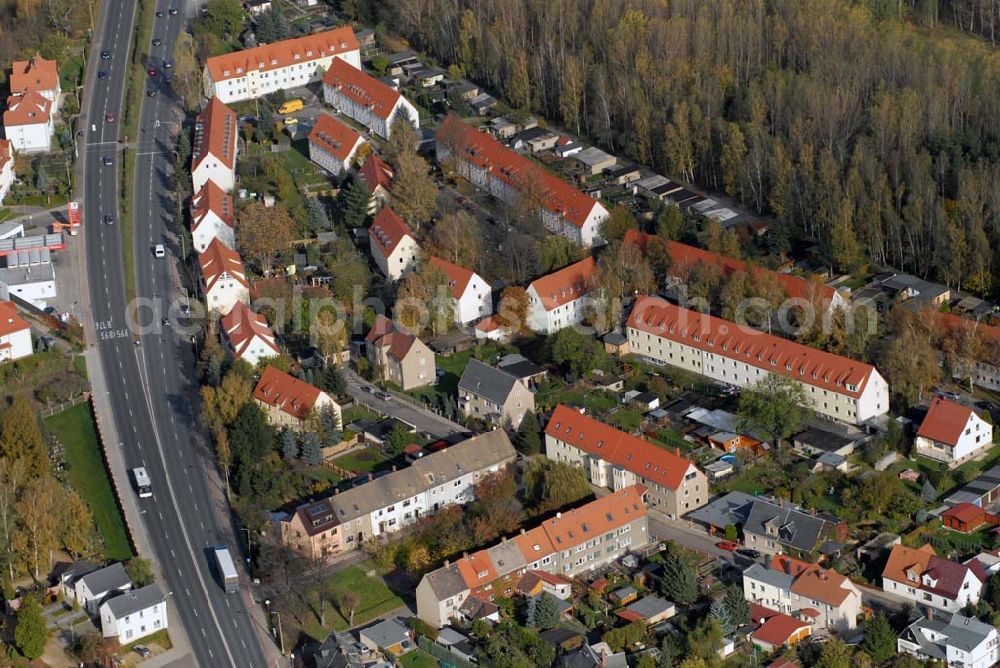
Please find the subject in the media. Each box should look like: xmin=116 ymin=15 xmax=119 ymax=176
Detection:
xmin=399 ymin=649 xmax=440 ymax=667
xmin=299 ymin=565 xmax=404 ymax=639
xmin=73 ymin=355 xmax=88 ymax=379
xmin=407 ymin=343 xmax=504 ymax=408
xmin=342 ymin=404 xmax=378 ymax=425
xmin=607 ymin=408 xmax=644 ymax=432
xmin=59 ymin=55 xmax=85 ymax=91
xmin=330 ymin=447 xmax=392 ymax=474
xmin=44 ymin=404 xmax=133 ymax=561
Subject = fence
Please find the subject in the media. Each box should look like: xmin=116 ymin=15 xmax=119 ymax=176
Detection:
xmin=417 ymin=635 xmax=477 ymax=668
xmin=38 ymin=393 xmax=89 ymax=419
xmin=85 ymin=395 xmax=140 ymax=558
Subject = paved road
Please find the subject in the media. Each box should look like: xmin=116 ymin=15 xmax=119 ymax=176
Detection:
xmin=344 ymin=370 xmax=465 ymax=438
xmin=79 ymin=1 xmax=269 ymax=666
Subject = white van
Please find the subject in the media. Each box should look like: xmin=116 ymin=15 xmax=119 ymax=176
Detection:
xmin=154 ymin=244 xmax=165 ymax=258
xmin=132 ymin=467 xmax=152 ymax=498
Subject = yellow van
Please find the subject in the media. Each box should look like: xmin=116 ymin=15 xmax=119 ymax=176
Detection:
xmin=277 ymin=99 xmax=304 ymax=115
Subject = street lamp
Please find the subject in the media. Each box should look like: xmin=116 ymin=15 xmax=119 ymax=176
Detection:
xmin=269 ymin=610 xmax=286 ymax=656
xmin=242 ymin=527 xmax=252 ymax=564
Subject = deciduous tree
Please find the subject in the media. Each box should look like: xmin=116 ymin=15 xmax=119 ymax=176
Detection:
xmin=237 ymin=202 xmax=294 ymax=274
xmin=737 ymin=374 xmax=811 ymax=448
xmin=14 ymin=594 xmax=48 ymax=660
xmin=126 ymin=557 xmax=155 ymax=587
xmin=391 ymin=151 xmax=437 ymax=228
xmin=0 ymin=396 xmax=49 ymax=477
xmin=496 ymin=286 xmax=529 ymax=334
xmin=430 ymin=211 xmax=481 ymax=267
xmin=172 ymin=32 xmax=202 ymax=110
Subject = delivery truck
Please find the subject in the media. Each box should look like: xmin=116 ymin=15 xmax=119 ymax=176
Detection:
xmin=211 ymin=546 xmax=239 ymax=593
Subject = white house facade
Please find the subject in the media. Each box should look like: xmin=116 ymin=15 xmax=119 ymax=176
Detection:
xmin=526 ymin=257 xmax=597 ymax=335
xmin=221 ymin=302 xmax=281 ymax=368
xmin=99 ymin=585 xmax=167 ymax=644
xmin=428 ymin=256 xmax=492 ymax=325
xmin=368 ymin=206 xmax=419 ymax=281
xmin=915 ymin=397 xmax=994 ymax=468
xmin=190 ymin=180 xmax=235 ymax=253
xmin=307 ymin=113 xmax=365 ymax=176
xmin=190 ymin=97 xmax=238 ymax=193
xmin=321 ymin=58 xmax=419 ymax=140
xmin=882 ymin=544 xmax=984 ymax=613
xmin=3 ymin=92 xmax=53 ymax=153
xmin=198 ymin=239 xmax=250 ymax=314
xmin=0 ymin=139 xmax=14 ymax=204
xmin=0 ymin=301 xmax=32 ymax=362
xmin=898 ymin=615 xmax=1000 ymax=668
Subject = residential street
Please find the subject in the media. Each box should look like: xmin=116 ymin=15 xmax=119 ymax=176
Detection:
xmin=343 ymin=368 xmax=465 ymax=437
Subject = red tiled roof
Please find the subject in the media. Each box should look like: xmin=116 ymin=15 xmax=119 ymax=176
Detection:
xmin=368 ymin=206 xmax=413 ymax=257
xmin=254 ymin=366 xmax=325 ymax=420
xmin=752 ymin=611 xmax=810 ymax=647
xmin=528 ymin=257 xmax=597 ymax=312
xmin=366 ymin=314 xmax=417 ymax=362
xmin=191 ymin=180 xmax=235 ymax=232
xmin=359 ymin=153 xmax=394 ymax=194
xmin=628 ymin=295 xmax=877 ymax=399
xmin=198 ymin=239 xmax=248 ymax=292
xmin=475 ymin=316 xmax=503 ymax=333
xmin=935 ymin=310 xmax=1000 ymax=345
xmin=456 ymin=550 xmax=499 ymax=589
xmin=769 ymin=555 xmax=855 ymax=606
xmin=624 ymin=231 xmax=836 ymax=303
xmin=918 ymin=397 xmax=977 ymax=447
xmin=943 ymin=503 xmax=985 ymax=525
xmin=0 ymin=301 xmax=30 ymax=337
xmin=429 ymin=256 xmax=476 ymax=300
xmin=221 ymin=302 xmax=280 ymax=359
xmin=437 ymin=114 xmax=604 ymax=231
xmin=9 ymin=53 xmax=58 ymax=94
xmin=322 ymin=57 xmax=401 ymax=121
xmin=205 ymin=27 xmax=358 ymax=82
xmin=308 ymin=113 xmax=363 ymax=163
xmin=882 ymin=543 xmax=981 ymax=600
xmin=3 ymin=91 xmax=51 ymax=126
xmin=192 ymin=97 xmax=237 ymax=172
xmin=0 ymin=139 xmax=11 ymax=172
xmin=545 ymin=404 xmax=697 ymax=491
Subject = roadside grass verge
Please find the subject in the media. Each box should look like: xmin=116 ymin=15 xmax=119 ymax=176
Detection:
xmin=295 ymin=565 xmax=404 ymax=640
xmin=44 ymin=403 xmax=133 ymax=561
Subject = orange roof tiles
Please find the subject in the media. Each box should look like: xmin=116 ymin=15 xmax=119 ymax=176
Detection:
xmin=3 ymin=91 xmax=51 ymax=126
xmin=0 ymin=139 xmax=11 ymax=171
xmin=368 ymin=206 xmax=413 ymax=257
xmin=456 ymin=550 xmax=499 ymax=589
xmin=221 ymin=302 xmax=280 ymax=359
xmin=192 ymin=97 xmax=237 ymax=172
xmin=198 ymin=239 xmax=249 ymax=292
xmin=528 ymin=256 xmax=597 ymax=312
xmin=475 ymin=316 xmax=503 ymax=333
xmin=365 ymin=314 xmax=417 ymax=362
xmin=9 ymin=53 xmax=58 ymax=94
xmin=308 ymin=113 xmax=363 ymax=163
xmin=628 ymin=295 xmax=876 ymax=398
xmin=751 ymin=607 xmax=810 ymax=647
xmin=545 ymin=404 xmax=697 ymax=491
xmin=769 ymin=555 xmax=855 ymax=607
xmin=322 ymin=58 xmax=402 ymax=121
xmin=359 ymin=153 xmax=394 ymax=194
xmin=205 ymin=27 xmax=359 ymax=83
xmin=624 ymin=230 xmax=836 ymax=303
xmin=191 ymin=180 xmax=235 ymax=231
xmin=254 ymin=366 xmax=326 ymax=421
xmin=918 ymin=397 xmax=978 ymax=446
xmin=437 ymin=114 xmax=604 ymax=231
xmin=512 ymin=525 xmax=555 ymax=563
xmin=429 ymin=256 xmax=475 ymax=299
xmin=0 ymin=301 xmax=30 ymax=337
xmin=882 ymin=543 xmax=980 ymax=600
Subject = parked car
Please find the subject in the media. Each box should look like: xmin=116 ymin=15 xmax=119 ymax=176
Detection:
xmin=134 ymin=646 xmax=151 ymax=658
xmin=375 ymin=391 xmax=392 ymax=402
xmin=737 ymin=548 xmax=761 ymax=559
xmin=715 ymin=541 xmax=740 ymax=552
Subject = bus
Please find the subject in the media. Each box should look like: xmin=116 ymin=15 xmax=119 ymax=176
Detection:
xmin=211 ymin=546 xmax=239 ymax=593
xmin=277 ymin=99 xmax=304 ymax=115
xmin=131 ymin=467 xmax=152 ymax=498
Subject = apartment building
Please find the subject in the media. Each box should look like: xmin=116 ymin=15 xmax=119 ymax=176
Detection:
xmin=526 ymin=257 xmax=598 ymax=335
xmin=915 ymin=397 xmax=994 ymax=468
xmin=898 ymin=614 xmax=1000 ymax=668
xmin=626 ymin=295 xmax=889 ymax=425
xmin=544 ymin=404 xmax=708 ymax=519
xmin=436 ymin=114 xmax=608 ymax=247
xmin=307 ymin=113 xmax=365 ymax=176
xmin=9 ymin=53 xmax=61 ymax=101
xmin=321 ymin=58 xmax=419 ymax=139
xmin=416 ymin=485 xmax=650 ymax=628
xmin=253 ymin=365 xmax=342 ymax=430
xmin=279 ymin=430 xmax=516 ymax=560
xmin=428 ymin=256 xmax=492 ymax=326
xmin=743 ymin=554 xmax=862 ymax=631
xmin=190 ymin=179 xmax=235 ymax=253
xmin=936 ymin=312 xmax=1000 ymax=392
xmin=221 ymin=302 xmax=280 ymax=368
xmin=198 ymin=239 xmax=249 ymax=314
xmin=202 ymin=27 xmax=360 ymax=103
xmin=368 ymin=206 xmax=419 ymax=281
xmin=3 ymin=92 xmax=53 ymax=153
xmin=457 ymin=358 xmax=534 ymax=429
xmin=0 ymin=139 xmax=13 ymax=204
xmin=191 ymin=97 xmax=238 ymax=193
xmin=882 ymin=543 xmax=984 ymax=613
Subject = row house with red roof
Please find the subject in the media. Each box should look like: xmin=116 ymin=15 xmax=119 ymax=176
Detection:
xmin=307 ymin=113 xmax=366 ymax=177
xmin=0 ymin=140 xmax=13 ymax=204
xmin=191 ymin=97 xmax=238 ymax=193
xmin=436 ymin=115 xmax=608 ymax=248
xmin=190 ymin=180 xmax=235 ymax=253
xmin=221 ymin=301 xmax=280 ymax=368
xmin=202 ymin=27 xmax=361 ymax=104
xmin=198 ymin=239 xmax=250 ymax=314
xmin=526 ymin=256 xmax=598 ymax=334
xmin=359 ymin=153 xmax=393 ymax=213
xmin=915 ymin=397 xmax=994 ymax=468
xmin=253 ymin=366 xmax=341 ymax=429
xmin=935 ymin=310 xmax=1000 ymax=392
xmin=882 ymin=543 xmax=985 ymax=613
xmin=368 ymin=207 xmax=419 ymax=281
xmin=10 ymin=53 xmax=61 ymax=102
xmin=321 ymin=58 xmax=419 ymax=139
xmin=544 ymin=404 xmax=708 ymax=519
xmin=428 ymin=256 xmax=492 ymax=326
xmin=0 ymin=301 xmax=32 ymax=362
xmin=3 ymin=91 xmax=54 ymax=153
xmin=416 ymin=485 xmax=651 ymax=628
xmin=365 ymin=314 xmax=435 ymax=390
xmin=627 ymin=295 xmax=889 ymax=425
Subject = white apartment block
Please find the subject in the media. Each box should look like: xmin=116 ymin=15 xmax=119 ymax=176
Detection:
xmin=191 ymin=97 xmax=238 ymax=193
xmin=190 ymin=180 xmax=235 ymax=253
xmin=0 ymin=139 xmax=14 ymax=204
xmin=429 ymin=256 xmax=492 ymax=325
xmin=743 ymin=556 xmax=862 ymax=632
xmin=3 ymin=92 xmax=53 ymax=153
xmin=321 ymin=58 xmax=419 ymax=140
xmin=307 ymin=113 xmax=365 ymax=176
xmin=526 ymin=257 xmax=597 ymax=335
xmin=198 ymin=239 xmax=250 ymax=314
xmin=368 ymin=206 xmax=419 ymax=281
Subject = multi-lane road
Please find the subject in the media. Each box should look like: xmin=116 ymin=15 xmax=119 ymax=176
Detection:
xmin=79 ymin=1 xmax=268 ymax=665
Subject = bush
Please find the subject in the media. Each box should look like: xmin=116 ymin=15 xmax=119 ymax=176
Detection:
xmin=407 ymin=617 xmax=439 ymax=641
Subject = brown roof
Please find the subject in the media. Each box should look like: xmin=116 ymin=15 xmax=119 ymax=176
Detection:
xmin=322 ymin=58 xmax=402 ymax=121
xmin=882 ymin=543 xmax=980 ymax=600
xmin=198 ymin=239 xmax=248 ymax=292
xmin=368 ymin=206 xmax=413 ymax=257
xmin=191 ymin=180 xmax=235 ymax=231
xmin=769 ymin=555 xmax=855 ymax=607
xmin=429 ymin=256 xmax=476 ymax=299
xmin=545 ymin=404 xmax=697 ymax=491
xmin=0 ymin=301 xmax=30 ymax=337
xmin=205 ymin=27 xmax=359 ymax=83
xmin=192 ymin=97 xmax=237 ymax=172
xmin=750 ymin=605 xmax=810 ymax=647
xmin=308 ymin=113 xmax=363 ymax=163
xmin=221 ymin=302 xmax=280 ymax=359
xmin=527 ymin=256 xmax=597 ymax=312
xmin=366 ymin=314 xmax=417 ymax=362
xmin=359 ymin=153 xmax=393 ymax=194
xmin=0 ymin=140 xmax=11 ymax=172
xmin=9 ymin=53 xmax=59 ymax=94
xmin=3 ymin=91 xmax=51 ymax=126
xmin=254 ymin=366 xmax=325 ymax=421
xmin=918 ymin=397 xmax=977 ymax=447
xmin=627 ymin=295 xmax=877 ymax=399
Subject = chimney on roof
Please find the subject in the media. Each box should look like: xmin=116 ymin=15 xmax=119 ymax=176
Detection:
xmin=520 ymin=528 xmax=526 ymax=535
xmin=785 ymin=558 xmax=791 ymax=575
xmin=463 ymin=552 xmax=468 ymax=558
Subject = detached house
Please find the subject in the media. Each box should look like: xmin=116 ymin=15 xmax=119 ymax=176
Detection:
xmin=0 ymin=139 xmax=13 ymax=204
xmin=253 ymin=365 xmax=342 ymax=429
xmin=3 ymin=91 xmax=53 ymax=153
xmin=190 ymin=180 xmax=235 ymax=253
xmin=66 ymin=563 xmax=132 ymax=614
xmin=457 ymin=358 xmax=534 ymax=429
xmin=915 ymin=397 xmax=994 ymax=468
xmin=202 ymin=27 xmax=360 ymax=104
xmin=741 ymin=497 xmax=847 ymax=556
xmin=882 ymin=543 xmax=984 ymax=613
xmin=9 ymin=53 xmax=61 ymax=102
xmin=0 ymin=301 xmax=32 ymax=362
xmin=429 ymin=256 xmax=492 ymax=326
xmin=368 ymin=207 xmax=419 ymax=281
xmin=743 ymin=554 xmax=862 ymax=631
xmin=526 ymin=256 xmax=598 ymax=335
xmin=365 ymin=314 xmax=434 ymax=390
xmin=221 ymin=301 xmax=280 ymax=368
xmin=359 ymin=152 xmax=393 ymax=212
xmin=308 ymin=113 xmax=365 ymax=176
xmin=898 ymin=614 xmax=1000 ymax=668
xmin=198 ymin=239 xmax=250 ymax=314
xmin=544 ymin=404 xmax=708 ymax=519
xmin=321 ymin=58 xmax=419 ymax=139
xmin=99 ymin=584 xmax=167 ymax=644
xmin=191 ymin=97 xmax=238 ymax=193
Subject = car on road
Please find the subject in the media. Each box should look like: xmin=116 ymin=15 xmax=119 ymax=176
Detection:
xmin=152 ymin=38 xmax=162 ymax=46
xmin=163 ymin=61 xmax=173 ymax=69
xmin=103 ymin=214 xmax=114 ymax=225
xmin=101 ymin=50 xmax=111 ymax=59
xmin=375 ymin=391 xmax=392 ymax=402
xmin=105 ymin=112 xmax=115 ymax=123
xmin=147 ymin=89 xmax=157 ymax=97
xmin=155 ymin=9 xmax=164 ymax=16
xmin=154 ymin=244 xmax=165 ymax=258
xmin=737 ymin=548 xmax=761 ymax=559
xmin=168 ymin=6 xmax=179 ymax=14
xmin=938 ymin=390 xmax=961 ymax=401
xmin=97 ymin=70 xmax=108 ymax=79
xmin=976 ymin=400 xmax=994 ymax=411
xmin=715 ymin=541 xmax=740 ymax=551
xmin=147 ymin=67 xmax=158 ymax=77
xmin=102 ymin=156 xmax=113 ymax=166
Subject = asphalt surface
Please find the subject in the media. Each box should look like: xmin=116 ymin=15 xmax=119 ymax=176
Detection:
xmin=81 ymin=1 xmax=267 ymax=666
xmin=344 ymin=370 xmax=465 ymax=437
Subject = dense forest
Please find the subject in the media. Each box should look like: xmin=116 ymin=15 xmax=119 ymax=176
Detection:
xmin=0 ymin=0 xmax=92 ymax=82
xmin=352 ymin=0 xmax=1000 ymax=296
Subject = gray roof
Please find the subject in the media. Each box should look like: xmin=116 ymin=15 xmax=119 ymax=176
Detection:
xmin=743 ymin=563 xmax=794 ymax=590
xmin=816 ymin=452 xmax=846 ymax=467
xmin=623 ymin=595 xmax=674 ymax=619
xmin=743 ymin=498 xmax=834 ymax=552
xmin=423 ymin=562 xmax=468 ymax=600
xmin=686 ymin=491 xmax=756 ymax=529
xmin=436 ymin=628 xmax=469 ymax=646
xmin=945 ymin=465 xmax=1000 ymax=506
xmin=497 ymin=354 xmax=546 ymax=380
xmin=79 ymin=563 xmax=131 ymax=595
xmin=486 ymin=539 xmax=527 ymax=577
xmin=458 ymin=359 xmax=522 ymax=407
xmin=603 ymin=332 xmax=627 ymax=346
xmin=612 ymin=586 xmax=636 ymax=599
xmin=360 ymin=617 xmax=410 ymax=649
xmin=794 ymin=425 xmax=863 ymax=453
xmin=901 ymin=614 xmax=995 ymax=656
xmin=102 ymin=584 xmax=164 ymax=618
xmin=313 ymin=630 xmax=366 ymax=668
xmin=574 ymin=147 xmax=616 ymax=168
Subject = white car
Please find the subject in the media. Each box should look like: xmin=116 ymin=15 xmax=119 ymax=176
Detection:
xmin=154 ymin=244 xmax=165 ymax=258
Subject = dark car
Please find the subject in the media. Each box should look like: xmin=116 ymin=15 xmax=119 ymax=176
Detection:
xmin=103 ymin=214 xmax=115 ymax=225
xmin=168 ymin=6 xmax=178 ymax=14
xmin=97 ymin=70 xmax=109 ymax=79
xmin=134 ymin=646 xmax=151 ymax=658
xmin=101 ymin=50 xmax=111 ymax=60
xmin=163 ymin=61 xmax=173 ymax=69
xmin=102 ymin=156 xmax=113 ymax=166
xmin=155 ymin=9 xmax=164 ymax=16
xmin=147 ymin=89 xmax=157 ymax=97
xmin=737 ymin=548 xmax=761 ymax=559
xmin=147 ymin=67 xmax=158 ymax=77
xmin=152 ymin=38 xmax=162 ymax=46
